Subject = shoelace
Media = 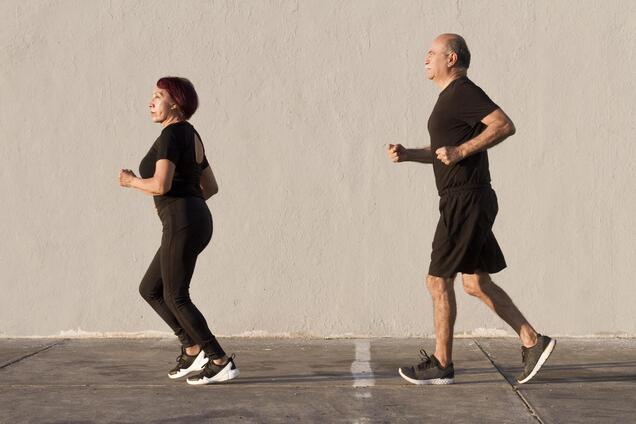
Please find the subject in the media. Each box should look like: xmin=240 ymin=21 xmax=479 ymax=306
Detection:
xmin=205 ymin=353 xmax=236 ymax=371
xmin=175 ymin=353 xmax=188 ymax=366
xmin=199 ymin=357 xmax=227 ymax=377
xmin=192 ymin=354 xmax=237 ymax=380
xmin=417 ymin=349 xmax=434 ymax=369
xmin=175 ymin=348 xmax=196 ymax=366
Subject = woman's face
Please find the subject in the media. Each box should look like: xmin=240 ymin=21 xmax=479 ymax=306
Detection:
xmin=149 ymin=87 xmax=177 ymax=123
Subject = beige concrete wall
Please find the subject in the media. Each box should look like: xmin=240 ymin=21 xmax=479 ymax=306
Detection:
xmin=1 ymin=0 xmax=634 ymax=337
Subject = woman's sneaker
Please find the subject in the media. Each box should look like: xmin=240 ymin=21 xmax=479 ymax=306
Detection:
xmin=516 ymin=335 xmax=556 ymax=384
xmin=186 ymin=355 xmax=240 ymax=385
xmin=168 ymin=348 xmax=208 ymax=379
xmin=399 ymin=350 xmax=454 ymax=385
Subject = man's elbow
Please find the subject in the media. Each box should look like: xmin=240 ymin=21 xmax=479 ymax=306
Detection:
xmin=505 ymin=119 xmax=516 ymax=137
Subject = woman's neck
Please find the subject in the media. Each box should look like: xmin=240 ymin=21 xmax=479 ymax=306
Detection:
xmin=162 ymin=115 xmax=184 ymax=128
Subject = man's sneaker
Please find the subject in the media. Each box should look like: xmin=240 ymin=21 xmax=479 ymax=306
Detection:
xmin=516 ymin=335 xmax=556 ymax=384
xmin=168 ymin=348 xmax=208 ymax=379
xmin=398 ymin=350 xmax=454 ymax=385
xmin=186 ymin=355 xmax=240 ymax=385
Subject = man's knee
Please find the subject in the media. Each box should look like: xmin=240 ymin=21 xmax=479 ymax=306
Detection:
xmin=426 ymin=274 xmax=454 ymax=297
xmin=462 ymin=272 xmax=492 ymax=297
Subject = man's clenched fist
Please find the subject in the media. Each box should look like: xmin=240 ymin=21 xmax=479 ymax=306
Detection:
xmin=435 ymin=146 xmax=464 ymax=165
xmin=387 ymin=144 xmax=408 ymax=163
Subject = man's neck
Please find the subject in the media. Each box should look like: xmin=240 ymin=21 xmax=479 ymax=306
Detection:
xmin=435 ymin=69 xmax=467 ymax=91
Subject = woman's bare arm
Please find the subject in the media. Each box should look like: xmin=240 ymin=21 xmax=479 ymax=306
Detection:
xmin=200 ymin=166 xmax=218 ymax=200
xmin=119 ymin=159 xmax=175 ymax=195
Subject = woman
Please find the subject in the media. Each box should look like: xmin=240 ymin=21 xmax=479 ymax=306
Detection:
xmin=119 ymin=77 xmax=239 ymax=385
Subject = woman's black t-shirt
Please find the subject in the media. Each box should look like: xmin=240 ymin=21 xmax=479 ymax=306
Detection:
xmin=427 ymin=76 xmax=499 ymax=195
xmin=139 ymin=121 xmax=209 ymax=211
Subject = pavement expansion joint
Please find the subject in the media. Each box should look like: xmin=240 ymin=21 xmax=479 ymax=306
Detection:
xmin=473 ymin=338 xmax=545 ymax=424
xmin=0 ymin=339 xmax=67 ymax=370
xmin=5 ymin=384 xmax=171 ymax=388
xmin=2 ymin=382 xmax=424 ymax=389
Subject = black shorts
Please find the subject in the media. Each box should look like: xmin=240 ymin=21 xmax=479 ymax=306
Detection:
xmin=428 ymin=185 xmax=507 ymax=278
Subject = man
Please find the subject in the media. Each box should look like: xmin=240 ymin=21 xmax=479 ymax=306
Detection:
xmin=387 ymin=34 xmax=555 ymax=385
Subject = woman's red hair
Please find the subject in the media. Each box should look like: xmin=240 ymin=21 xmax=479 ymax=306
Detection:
xmin=156 ymin=77 xmax=199 ymax=120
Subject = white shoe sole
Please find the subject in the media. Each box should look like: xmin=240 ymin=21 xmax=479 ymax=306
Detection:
xmin=186 ymin=361 xmax=240 ymax=385
xmin=398 ymin=368 xmax=454 ymax=385
xmin=517 ymin=338 xmax=556 ymax=384
xmin=168 ymin=350 xmax=208 ymax=379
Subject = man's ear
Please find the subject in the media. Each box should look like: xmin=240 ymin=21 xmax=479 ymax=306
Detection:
xmin=447 ymin=52 xmax=458 ymax=67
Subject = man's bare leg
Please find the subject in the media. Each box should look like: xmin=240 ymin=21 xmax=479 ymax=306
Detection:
xmin=426 ymin=274 xmax=457 ymax=367
xmin=462 ymin=272 xmax=538 ymax=348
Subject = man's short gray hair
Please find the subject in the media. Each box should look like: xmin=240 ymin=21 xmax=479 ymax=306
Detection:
xmin=445 ymin=34 xmax=471 ymax=69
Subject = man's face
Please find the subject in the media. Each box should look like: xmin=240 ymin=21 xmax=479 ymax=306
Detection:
xmin=424 ymin=37 xmax=450 ymax=81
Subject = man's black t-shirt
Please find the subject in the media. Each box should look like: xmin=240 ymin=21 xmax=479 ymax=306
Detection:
xmin=139 ymin=121 xmax=210 ymax=211
xmin=428 ymin=76 xmax=499 ymax=195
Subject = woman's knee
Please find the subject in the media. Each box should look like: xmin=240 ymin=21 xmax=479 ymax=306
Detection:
xmin=139 ymin=282 xmax=156 ymax=302
xmin=163 ymin=288 xmax=190 ymax=309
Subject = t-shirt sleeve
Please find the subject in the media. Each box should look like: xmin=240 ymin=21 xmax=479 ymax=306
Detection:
xmin=200 ymin=154 xmax=209 ymax=170
xmin=459 ymin=84 xmax=499 ymax=127
xmin=155 ymin=128 xmax=181 ymax=165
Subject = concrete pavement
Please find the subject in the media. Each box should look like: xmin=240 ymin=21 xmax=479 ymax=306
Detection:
xmin=1 ymin=337 xmax=634 ymax=423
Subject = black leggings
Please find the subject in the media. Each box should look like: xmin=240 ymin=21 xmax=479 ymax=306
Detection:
xmin=139 ymin=197 xmax=225 ymax=359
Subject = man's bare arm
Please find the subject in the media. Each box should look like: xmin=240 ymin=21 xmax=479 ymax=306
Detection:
xmin=436 ymin=108 xmax=516 ymax=165
xmin=404 ymin=146 xmax=434 ymax=163
xmin=387 ymin=144 xmax=434 ymax=164
xmin=459 ymin=108 xmax=515 ymax=157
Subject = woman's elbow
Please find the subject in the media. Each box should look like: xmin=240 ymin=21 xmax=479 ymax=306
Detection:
xmin=157 ymin=181 xmax=172 ymax=195
xmin=201 ymin=185 xmax=218 ymax=200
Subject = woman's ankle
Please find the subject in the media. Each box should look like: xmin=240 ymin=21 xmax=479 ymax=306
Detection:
xmin=212 ymin=355 xmax=229 ymax=365
xmin=184 ymin=345 xmax=201 ymax=356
